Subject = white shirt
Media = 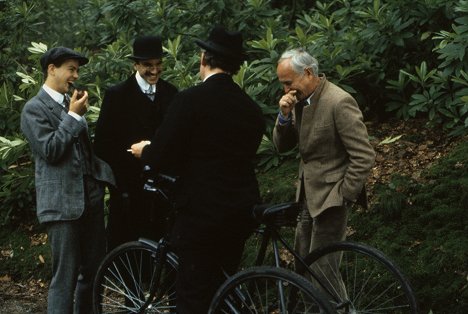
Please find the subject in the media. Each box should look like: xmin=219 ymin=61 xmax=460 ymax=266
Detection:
xmin=42 ymin=84 xmax=82 ymax=122
xmin=203 ymin=72 xmax=217 ymax=82
xmin=136 ymin=72 xmax=156 ymax=94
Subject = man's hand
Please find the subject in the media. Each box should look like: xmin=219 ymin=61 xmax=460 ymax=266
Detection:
xmin=129 ymin=140 xmax=151 ymax=158
xmin=278 ymin=90 xmax=298 ymax=117
xmin=69 ymin=89 xmax=88 ymax=116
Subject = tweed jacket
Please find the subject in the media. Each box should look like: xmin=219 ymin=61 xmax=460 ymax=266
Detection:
xmin=94 ymin=74 xmax=178 ymax=194
xmin=273 ymin=75 xmax=375 ymax=217
xmin=21 ymin=88 xmax=115 ymax=223
xmin=142 ymin=73 xmax=265 ymax=240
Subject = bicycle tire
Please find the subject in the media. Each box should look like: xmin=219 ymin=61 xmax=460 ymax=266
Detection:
xmin=92 ymin=240 xmax=178 ymax=313
xmin=300 ymin=241 xmax=418 ymax=313
xmin=208 ymin=266 xmax=335 ymax=314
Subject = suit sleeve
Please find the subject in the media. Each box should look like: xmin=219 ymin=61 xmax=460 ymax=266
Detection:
xmin=21 ymin=101 xmax=84 ymax=164
xmin=334 ymin=98 xmax=375 ymax=201
xmin=141 ymin=92 xmax=192 ymax=174
xmin=94 ymin=89 xmax=130 ymax=190
xmin=272 ymin=115 xmax=298 ymax=153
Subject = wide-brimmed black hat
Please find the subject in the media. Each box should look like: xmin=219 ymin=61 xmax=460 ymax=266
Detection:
xmin=195 ymin=26 xmax=246 ymax=61
xmin=40 ymin=47 xmax=89 ymax=71
xmin=129 ymin=35 xmax=164 ymax=61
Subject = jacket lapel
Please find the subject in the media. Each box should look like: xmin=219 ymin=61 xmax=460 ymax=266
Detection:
xmin=295 ymin=75 xmax=326 ymax=133
xmin=37 ymin=88 xmax=68 ymax=121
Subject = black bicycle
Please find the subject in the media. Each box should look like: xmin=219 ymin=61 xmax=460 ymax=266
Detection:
xmin=93 ymin=174 xmax=418 ymax=313
xmin=246 ymin=202 xmax=418 ymax=313
xmin=92 ymin=174 xmax=334 ymax=313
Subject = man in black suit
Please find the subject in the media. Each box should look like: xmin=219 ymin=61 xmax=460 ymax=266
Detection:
xmin=94 ymin=35 xmax=178 ymax=250
xmin=130 ymin=26 xmax=265 ymax=313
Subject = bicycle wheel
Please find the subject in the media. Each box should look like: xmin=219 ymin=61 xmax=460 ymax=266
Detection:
xmin=93 ymin=240 xmax=178 ymax=313
xmin=208 ymin=266 xmax=334 ymax=313
xmin=300 ymin=241 xmax=418 ymax=313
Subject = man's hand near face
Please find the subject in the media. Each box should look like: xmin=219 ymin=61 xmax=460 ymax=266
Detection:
xmin=69 ymin=90 xmax=89 ymax=116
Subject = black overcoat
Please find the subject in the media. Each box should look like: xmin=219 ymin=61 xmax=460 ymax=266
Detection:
xmin=142 ymin=73 xmax=265 ymax=244
xmin=94 ymin=74 xmax=177 ymax=246
xmin=95 ymin=74 xmax=177 ymax=192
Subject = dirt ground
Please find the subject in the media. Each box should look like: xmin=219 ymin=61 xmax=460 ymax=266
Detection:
xmin=0 ymin=278 xmax=47 ymax=313
xmin=0 ymin=118 xmax=464 ymax=313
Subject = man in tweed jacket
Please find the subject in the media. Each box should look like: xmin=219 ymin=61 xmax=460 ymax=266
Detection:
xmin=273 ymin=48 xmax=375 ymax=296
xmin=21 ymin=47 xmax=115 ymax=314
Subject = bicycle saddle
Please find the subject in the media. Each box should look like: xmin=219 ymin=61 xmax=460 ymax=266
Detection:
xmin=252 ymin=202 xmax=301 ymax=227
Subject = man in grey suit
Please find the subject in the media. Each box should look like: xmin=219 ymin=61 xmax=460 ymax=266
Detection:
xmin=273 ymin=48 xmax=375 ymax=296
xmin=21 ymin=47 xmax=115 ymax=314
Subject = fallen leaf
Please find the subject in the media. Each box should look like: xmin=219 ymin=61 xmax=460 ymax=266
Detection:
xmin=1 ymin=249 xmax=14 ymax=258
xmin=0 ymin=274 xmax=12 ymax=282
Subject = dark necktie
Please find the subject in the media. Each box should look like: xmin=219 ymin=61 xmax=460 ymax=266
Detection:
xmin=295 ymin=100 xmax=306 ymax=129
xmin=63 ymin=94 xmax=70 ymax=111
xmin=145 ymin=86 xmax=155 ymax=101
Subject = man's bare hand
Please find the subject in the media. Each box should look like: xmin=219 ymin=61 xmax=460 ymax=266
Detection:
xmin=279 ymin=90 xmax=297 ymax=116
xmin=129 ymin=140 xmax=151 ymax=158
xmin=69 ymin=90 xmax=88 ymax=116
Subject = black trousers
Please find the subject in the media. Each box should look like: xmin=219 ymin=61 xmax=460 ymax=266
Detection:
xmin=174 ymin=229 xmax=247 ymax=314
xmin=106 ymin=187 xmax=168 ymax=251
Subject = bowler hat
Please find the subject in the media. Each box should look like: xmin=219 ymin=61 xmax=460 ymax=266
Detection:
xmin=129 ymin=36 xmax=164 ymax=61
xmin=40 ymin=47 xmax=89 ymax=71
xmin=195 ymin=26 xmax=246 ymax=61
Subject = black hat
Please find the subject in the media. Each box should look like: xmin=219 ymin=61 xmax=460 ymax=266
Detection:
xmin=195 ymin=26 xmax=246 ymax=61
xmin=129 ymin=36 xmax=164 ymax=61
xmin=40 ymin=47 xmax=89 ymax=71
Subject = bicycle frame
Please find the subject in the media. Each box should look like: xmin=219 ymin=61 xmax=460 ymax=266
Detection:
xmin=253 ymin=224 xmax=347 ymax=308
xmin=130 ymin=174 xmax=179 ymax=313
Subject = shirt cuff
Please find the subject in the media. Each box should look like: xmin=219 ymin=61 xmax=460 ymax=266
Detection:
xmin=68 ymin=111 xmax=83 ymax=122
xmin=278 ymin=112 xmax=292 ymax=125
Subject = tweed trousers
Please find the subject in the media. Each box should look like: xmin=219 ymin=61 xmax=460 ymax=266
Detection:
xmin=45 ymin=176 xmax=105 ymax=314
xmin=294 ymin=202 xmax=349 ymax=299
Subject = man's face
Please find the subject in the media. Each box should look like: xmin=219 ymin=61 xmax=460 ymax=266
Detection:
xmin=277 ymin=59 xmax=318 ymax=101
xmin=134 ymin=58 xmax=163 ymax=85
xmin=47 ymin=59 xmax=80 ymax=94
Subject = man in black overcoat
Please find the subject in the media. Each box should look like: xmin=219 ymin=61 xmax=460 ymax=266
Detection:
xmin=94 ymin=35 xmax=178 ymax=250
xmin=130 ymin=26 xmax=266 ymax=313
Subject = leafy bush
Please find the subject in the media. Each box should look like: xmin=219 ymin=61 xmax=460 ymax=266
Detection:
xmin=351 ymin=141 xmax=468 ymax=313
xmin=0 ymin=4 xmax=467 ymax=309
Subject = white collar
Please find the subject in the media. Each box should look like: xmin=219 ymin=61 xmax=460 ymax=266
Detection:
xmin=305 ymin=93 xmax=314 ymax=105
xmin=43 ymin=84 xmax=65 ymax=105
xmin=136 ymin=72 xmax=156 ymax=93
xmin=203 ymin=72 xmax=217 ymax=82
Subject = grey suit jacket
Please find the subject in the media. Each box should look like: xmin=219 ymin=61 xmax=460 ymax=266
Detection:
xmin=273 ymin=75 xmax=375 ymax=217
xmin=21 ymin=88 xmax=115 ymax=223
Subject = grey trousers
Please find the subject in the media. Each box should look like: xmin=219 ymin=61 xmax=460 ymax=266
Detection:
xmin=46 ymin=177 xmax=105 ymax=314
xmin=294 ymin=203 xmax=349 ymax=299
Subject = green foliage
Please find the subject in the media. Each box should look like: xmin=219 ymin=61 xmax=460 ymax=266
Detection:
xmin=351 ymin=140 xmax=468 ymax=313
xmin=0 ymin=3 xmax=467 ymax=309
xmin=256 ymin=135 xmax=298 ymax=172
xmin=385 ymin=0 xmax=468 ymax=134
xmin=257 ymin=158 xmax=298 ymax=204
xmin=0 ymin=224 xmax=50 ymax=280
xmin=372 ymin=174 xmax=416 ymax=220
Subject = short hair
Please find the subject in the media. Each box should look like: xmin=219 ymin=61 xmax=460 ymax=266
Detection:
xmin=42 ymin=59 xmax=69 ymax=79
xmin=278 ymin=48 xmax=319 ymax=76
xmin=202 ymin=50 xmax=242 ymax=75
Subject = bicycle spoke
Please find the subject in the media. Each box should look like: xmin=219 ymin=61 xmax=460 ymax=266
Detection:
xmin=302 ymin=242 xmax=418 ymax=313
xmin=93 ymin=241 xmax=179 ymax=314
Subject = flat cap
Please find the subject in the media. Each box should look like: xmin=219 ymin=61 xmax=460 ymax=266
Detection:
xmin=40 ymin=47 xmax=89 ymax=71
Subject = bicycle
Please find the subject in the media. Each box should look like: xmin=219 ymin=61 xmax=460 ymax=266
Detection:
xmin=93 ymin=173 xmax=418 ymax=313
xmin=92 ymin=174 xmax=334 ymax=313
xmin=208 ymin=266 xmax=334 ymax=313
xmin=246 ymin=201 xmax=419 ymax=313
xmin=92 ymin=174 xmax=179 ymax=313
